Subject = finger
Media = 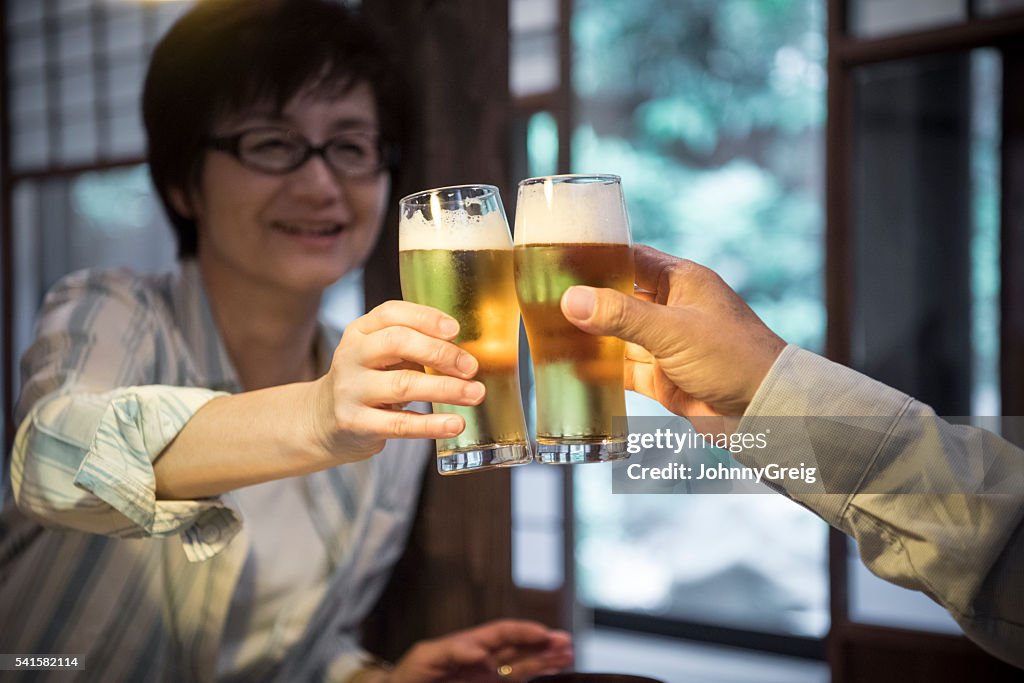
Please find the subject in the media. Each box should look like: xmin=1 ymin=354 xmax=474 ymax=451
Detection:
xmin=633 ymin=244 xmax=689 ymax=293
xmin=491 ymin=629 xmax=571 ymax=663
xmin=363 ymin=369 xmax=485 ymax=407
xmin=358 ymin=407 xmax=465 ymax=440
xmin=360 ymin=326 xmax=478 ymax=377
xmin=561 ymin=285 xmax=685 ymax=357
xmin=624 ymin=340 xmax=653 ymax=363
xmin=633 ymin=286 xmax=656 ymax=304
xmin=626 ymin=359 xmax=659 ymax=401
xmin=441 ymin=637 xmax=492 ymax=669
xmin=353 ymin=300 xmax=461 ymax=339
xmin=464 ymin=620 xmax=553 ymax=651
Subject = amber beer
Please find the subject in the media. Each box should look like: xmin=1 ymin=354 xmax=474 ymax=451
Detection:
xmin=400 ymin=249 xmax=528 ymax=455
xmin=399 ymin=186 xmax=532 ymax=474
xmin=514 ymin=175 xmax=634 ymax=463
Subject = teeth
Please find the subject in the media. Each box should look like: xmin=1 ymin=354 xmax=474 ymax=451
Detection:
xmin=275 ymin=222 xmax=343 ymax=236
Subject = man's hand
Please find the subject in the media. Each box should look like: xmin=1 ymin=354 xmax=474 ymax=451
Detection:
xmin=561 ymin=245 xmax=785 ymax=419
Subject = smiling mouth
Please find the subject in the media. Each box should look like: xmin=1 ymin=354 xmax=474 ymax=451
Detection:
xmin=272 ymin=221 xmax=344 ymax=237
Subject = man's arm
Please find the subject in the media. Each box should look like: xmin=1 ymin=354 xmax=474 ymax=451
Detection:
xmin=560 ymin=244 xmax=1024 ymax=667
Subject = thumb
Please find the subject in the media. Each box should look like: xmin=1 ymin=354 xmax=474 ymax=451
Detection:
xmin=561 ymin=285 xmax=679 ymax=356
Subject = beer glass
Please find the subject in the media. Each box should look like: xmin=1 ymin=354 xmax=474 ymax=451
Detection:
xmin=514 ymin=174 xmax=634 ymax=463
xmin=399 ymin=185 xmax=532 ymax=474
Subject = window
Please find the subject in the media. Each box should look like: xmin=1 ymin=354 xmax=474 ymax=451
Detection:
xmin=570 ymin=0 xmax=830 ymax=649
xmin=0 ymin=0 xmax=366 ymax=449
xmin=827 ymin=1 xmax=1023 ymax=677
xmin=4 ymin=0 xmax=194 ymax=424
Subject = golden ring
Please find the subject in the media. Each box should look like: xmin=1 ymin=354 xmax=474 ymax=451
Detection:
xmin=497 ymin=664 xmax=513 ymax=678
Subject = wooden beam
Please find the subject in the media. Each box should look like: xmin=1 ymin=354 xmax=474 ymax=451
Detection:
xmin=825 ymin=3 xmax=851 ymax=680
xmin=2 ymin=0 xmax=13 ymax=452
xmin=835 ymin=10 xmax=1024 ymax=66
xmin=359 ymin=0 xmax=520 ymax=662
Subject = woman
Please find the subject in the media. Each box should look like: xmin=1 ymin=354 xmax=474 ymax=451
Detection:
xmin=0 ymin=1 xmax=570 ymax=681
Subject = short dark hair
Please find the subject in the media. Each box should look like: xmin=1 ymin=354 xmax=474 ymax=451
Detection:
xmin=142 ymin=0 xmax=407 ymax=258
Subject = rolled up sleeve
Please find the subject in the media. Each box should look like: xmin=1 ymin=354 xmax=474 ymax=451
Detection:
xmin=13 ymin=385 xmax=239 ymax=562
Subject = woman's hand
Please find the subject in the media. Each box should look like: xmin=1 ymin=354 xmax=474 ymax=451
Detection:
xmin=386 ymin=619 xmax=573 ymax=683
xmin=310 ymin=300 xmax=484 ymax=463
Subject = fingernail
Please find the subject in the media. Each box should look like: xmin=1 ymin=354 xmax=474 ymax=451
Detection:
xmin=463 ymin=381 xmax=485 ymax=401
xmin=439 ymin=318 xmax=459 ymax=337
xmin=444 ymin=417 xmax=463 ymax=435
xmin=563 ymin=286 xmax=595 ymax=320
xmin=456 ymin=352 xmax=478 ymax=375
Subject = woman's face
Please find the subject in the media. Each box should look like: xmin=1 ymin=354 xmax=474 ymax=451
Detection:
xmin=187 ymin=82 xmax=389 ymax=295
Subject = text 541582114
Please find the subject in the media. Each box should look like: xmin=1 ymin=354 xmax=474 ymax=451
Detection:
xmin=1 ymin=656 xmax=84 ymax=670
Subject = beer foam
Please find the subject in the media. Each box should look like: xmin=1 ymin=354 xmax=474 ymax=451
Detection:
xmin=400 ymin=206 xmax=512 ymax=251
xmin=514 ymin=177 xmax=631 ymax=245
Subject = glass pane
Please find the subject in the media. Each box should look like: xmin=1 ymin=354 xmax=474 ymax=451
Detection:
xmin=107 ymin=59 xmax=146 ymax=104
xmin=514 ymin=527 xmax=564 ymax=591
xmin=848 ymin=0 xmax=965 ymax=39
xmin=10 ymin=35 xmax=45 ymax=73
xmin=572 ymin=0 xmax=828 ymax=637
xmin=8 ymin=0 xmax=43 ymax=28
xmin=511 ymin=0 xmax=559 ymax=33
xmin=12 ymin=169 xmax=177 ymax=375
xmin=66 ymin=166 xmax=177 ymax=275
xmin=105 ymin=6 xmax=147 ymax=54
xmin=59 ymin=69 xmax=96 ymax=112
xmin=578 ymin=629 xmax=829 ymax=683
xmin=105 ymin=111 xmax=146 ymax=158
xmin=58 ymin=0 xmax=93 ymax=14
xmin=12 ymin=169 xmax=176 ymax=337
xmin=10 ymin=70 xmax=47 ymax=124
xmin=12 ymin=127 xmax=50 ymax=170
xmin=851 ymin=50 xmax=1000 ymax=416
xmin=527 ymin=111 xmax=559 ymax=177
xmin=516 ymin=456 xmax=565 ymax=589
xmin=6 ymin=0 xmax=177 ymax=172
xmin=970 ymin=51 xmax=1002 ymax=415
xmin=511 ymin=31 xmax=559 ymax=97
xmin=514 ymin=463 xmax=563 ymax=524
xmin=58 ymin=113 xmax=98 ymax=165
xmin=511 ymin=0 xmax=560 ymax=97
xmin=57 ymin=17 xmax=93 ymax=65
xmin=12 ymin=183 xmax=42 ymax=396
xmin=848 ymin=49 xmax=1001 ymax=631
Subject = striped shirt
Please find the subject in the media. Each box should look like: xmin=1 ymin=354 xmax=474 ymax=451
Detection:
xmin=0 ymin=260 xmax=430 ymax=682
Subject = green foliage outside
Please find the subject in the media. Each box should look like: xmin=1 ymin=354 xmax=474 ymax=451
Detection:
xmin=567 ymin=0 xmax=832 ymax=637
xmin=572 ymin=0 xmax=827 ymax=351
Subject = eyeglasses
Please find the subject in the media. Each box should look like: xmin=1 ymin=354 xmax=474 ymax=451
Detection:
xmin=205 ymin=127 xmax=395 ymax=177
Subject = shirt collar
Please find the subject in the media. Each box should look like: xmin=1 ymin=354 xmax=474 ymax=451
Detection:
xmin=170 ymin=259 xmax=340 ymax=393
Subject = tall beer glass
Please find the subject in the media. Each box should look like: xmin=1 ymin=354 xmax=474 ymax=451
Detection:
xmin=514 ymin=175 xmax=634 ymax=463
xmin=399 ymin=185 xmax=532 ymax=474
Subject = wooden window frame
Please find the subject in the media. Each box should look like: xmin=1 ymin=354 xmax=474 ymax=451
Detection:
xmin=1 ymin=0 xmax=165 ymax=449
xmin=825 ymin=1 xmax=1024 ymax=680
